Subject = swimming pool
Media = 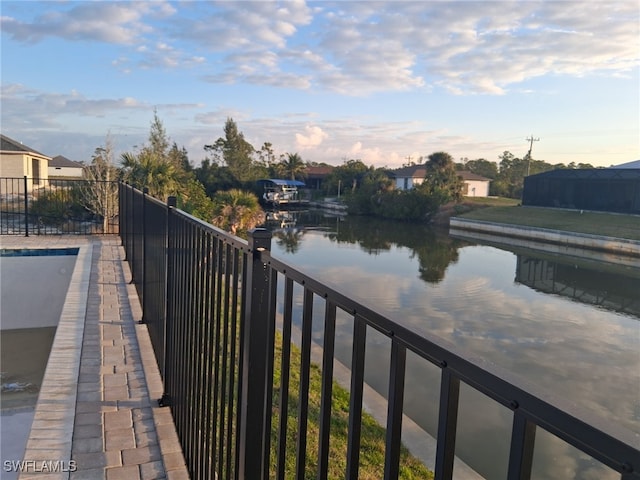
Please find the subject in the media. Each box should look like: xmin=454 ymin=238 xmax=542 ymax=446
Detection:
xmin=0 ymin=247 xmax=79 ymax=479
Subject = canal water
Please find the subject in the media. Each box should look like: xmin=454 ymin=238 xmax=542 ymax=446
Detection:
xmin=263 ymin=210 xmax=640 ymax=479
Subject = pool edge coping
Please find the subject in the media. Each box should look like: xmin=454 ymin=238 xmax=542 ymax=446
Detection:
xmin=19 ymin=242 xmax=93 ymax=479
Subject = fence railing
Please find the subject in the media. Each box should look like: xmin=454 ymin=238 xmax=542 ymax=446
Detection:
xmin=119 ymin=182 xmax=640 ymax=480
xmin=0 ymin=176 xmax=119 ymax=235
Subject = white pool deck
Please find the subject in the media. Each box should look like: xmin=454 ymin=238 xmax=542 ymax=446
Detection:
xmin=0 ymin=236 xmax=189 ymax=480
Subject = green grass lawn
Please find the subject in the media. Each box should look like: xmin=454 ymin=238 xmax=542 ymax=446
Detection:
xmin=271 ymin=332 xmax=433 ymax=479
xmin=457 ymin=205 xmax=640 ymax=241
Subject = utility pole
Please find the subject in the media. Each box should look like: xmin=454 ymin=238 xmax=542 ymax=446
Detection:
xmin=525 ymin=135 xmax=540 ymax=176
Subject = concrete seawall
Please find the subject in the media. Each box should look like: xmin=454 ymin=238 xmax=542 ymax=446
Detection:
xmin=449 ymin=217 xmax=640 ymax=259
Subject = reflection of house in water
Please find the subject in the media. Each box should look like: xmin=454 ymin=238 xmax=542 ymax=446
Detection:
xmin=515 ymin=254 xmax=640 ymax=318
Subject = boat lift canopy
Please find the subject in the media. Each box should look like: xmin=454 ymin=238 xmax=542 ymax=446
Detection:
xmin=258 ymin=179 xmax=306 ymax=187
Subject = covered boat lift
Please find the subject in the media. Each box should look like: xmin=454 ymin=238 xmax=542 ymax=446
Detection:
xmin=258 ymin=179 xmax=307 ymax=206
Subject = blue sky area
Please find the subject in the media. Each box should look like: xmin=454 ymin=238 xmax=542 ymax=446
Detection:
xmin=1 ymin=1 xmax=638 ymax=168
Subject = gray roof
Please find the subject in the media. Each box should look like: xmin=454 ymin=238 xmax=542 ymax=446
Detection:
xmin=50 ymin=155 xmax=83 ymax=169
xmin=0 ymin=134 xmax=49 ymax=158
xmin=457 ymin=171 xmax=491 ymax=182
xmin=527 ymin=168 xmax=640 ymax=180
xmin=390 ymin=166 xmax=490 ymax=182
xmin=390 ymin=165 xmax=426 ymax=178
xmin=610 ymin=160 xmax=640 ymax=169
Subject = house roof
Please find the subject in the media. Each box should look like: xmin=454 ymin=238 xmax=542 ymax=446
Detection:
xmin=390 ymin=166 xmax=491 ymax=182
xmin=258 ymin=179 xmax=306 ymax=187
xmin=457 ymin=171 xmax=491 ymax=182
xmin=0 ymin=134 xmax=49 ymax=158
xmin=390 ymin=165 xmax=426 ymax=178
xmin=527 ymin=168 xmax=640 ymax=180
xmin=50 ymin=155 xmax=83 ymax=169
xmin=305 ymin=165 xmax=334 ymax=178
xmin=610 ymin=160 xmax=640 ymax=169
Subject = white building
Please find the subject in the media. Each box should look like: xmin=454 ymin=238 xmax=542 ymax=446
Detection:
xmin=457 ymin=171 xmax=491 ymax=197
xmin=0 ymin=134 xmax=50 ymax=191
xmin=390 ymin=165 xmax=491 ymax=197
xmin=48 ymin=155 xmax=84 ymax=178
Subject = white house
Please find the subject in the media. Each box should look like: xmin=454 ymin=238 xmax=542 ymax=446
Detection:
xmin=391 ymin=165 xmax=427 ymax=190
xmin=0 ymin=134 xmax=50 ymax=191
xmin=390 ymin=165 xmax=491 ymax=197
xmin=48 ymin=155 xmax=84 ymax=178
xmin=457 ymin=171 xmax=491 ymax=197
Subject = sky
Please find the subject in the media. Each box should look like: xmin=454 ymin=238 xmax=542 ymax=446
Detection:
xmin=1 ymin=0 xmax=638 ymax=169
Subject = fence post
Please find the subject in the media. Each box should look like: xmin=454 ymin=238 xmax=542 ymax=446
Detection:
xmin=159 ymin=195 xmax=177 ymax=407
xmin=140 ymin=187 xmax=148 ymax=324
xmin=131 ymin=185 xmax=137 ymax=284
xmin=23 ymin=176 xmax=29 ymax=237
xmin=119 ymin=182 xmax=125 ymax=245
xmin=238 ymin=228 xmax=273 ymax=480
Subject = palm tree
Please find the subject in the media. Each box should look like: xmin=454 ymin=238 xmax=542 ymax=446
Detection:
xmin=121 ymin=151 xmax=180 ymax=200
xmin=277 ymin=153 xmax=306 ymax=180
xmin=211 ymin=189 xmax=265 ymax=236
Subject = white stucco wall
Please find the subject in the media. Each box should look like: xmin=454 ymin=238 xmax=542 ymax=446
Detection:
xmin=395 ymin=176 xmax=425 ymax=190
xmin=0 ymin=154 xmax=26 ymax=177
xmin=48 ymin=166 xmax=83 ymax=178
xmin=0 ymin=154 xmax=49 ymax=191
xmin=463 ymin=180 xmax=490 ymax=197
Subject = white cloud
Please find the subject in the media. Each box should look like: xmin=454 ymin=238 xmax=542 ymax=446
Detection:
xmin=295 ymin=125 xmax=328 ymax=149
xmin=0 ymin=2 xmax=171 ymax=44
xmin=3 ymin=1 xmax=637 ymax=94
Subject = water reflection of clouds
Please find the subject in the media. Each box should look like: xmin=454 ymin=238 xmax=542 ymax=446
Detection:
xmin=275 ymin=236 xmax=638 ymax=478
xmin=308 ymin=248 xmax=639 ymax=437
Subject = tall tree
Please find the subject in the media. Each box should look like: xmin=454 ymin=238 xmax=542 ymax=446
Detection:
xmin=205 ymin=118 xmax=256 ymax=182
xmin=81 ymin=133 xmax=120 ymax=233
xmin=277 ymin=152 xmax=306 ymax=180
xmin=462 ymin=158 xmax=498 ymax=179
xmin=120 ymin=112 xmax=188 ymax=200
xmin=257 ymin=142 xmax=281 ymax=169
xmin=148 ymin=109 xmax=169 ymax=158
xmin=420 ymin=151 xmax=464 ymax=203
xmin=169 ymin=142 xmax=191 ymax=172
xmin=324 ymin=159 xmax=371 ymax=195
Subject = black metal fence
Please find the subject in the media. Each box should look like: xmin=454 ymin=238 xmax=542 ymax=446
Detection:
xmin=120 ymin=182 xmax=639 ymax=480
xmin=0 ymin=176 xmax=119 ymax=235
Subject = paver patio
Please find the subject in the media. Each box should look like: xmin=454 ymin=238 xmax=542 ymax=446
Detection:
xmin=0 ymin=236 xmax=189 ymax=480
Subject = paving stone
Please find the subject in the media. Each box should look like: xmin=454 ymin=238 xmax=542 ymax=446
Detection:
xmin=72 ymin=437 xmax=104 ymax=454
xmin=105 ymin=428 xmax=136 ymax=451
xmin=72 ymin=450 xmax=122 ymax=470
xmin=104 ymin=410 xmax=132 ymax=431
xmin=103 ymin=385 xmax=129 ymax=402
xmin=162 ymin=451 xmax=186 ymax=472
xmin=74 ymin=424 xmax=103 ymax=439
xmin=166 ymin=470 xmax=190 ymax=480
xmin=103 ymin=374 xmax=127 ymax=387
xmin=105 ymin=465 xmax=140 ymax=480
xmin=121 ymin=445 xmax=161 ymax=466
xmin=69 ymin=467 xmax=107 ymax=480
xmin=139 ymin=461 xmax=165 ymax=480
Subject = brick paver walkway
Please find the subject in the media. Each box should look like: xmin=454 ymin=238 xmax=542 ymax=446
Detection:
xmin=2 ymin=236 xmax=188 ymax=480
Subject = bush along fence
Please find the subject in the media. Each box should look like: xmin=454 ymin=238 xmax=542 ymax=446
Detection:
xmin=119 ymin=182 xmax=640 ymax=480
xmin=0 ymin=176 xmax=119 ymax=235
